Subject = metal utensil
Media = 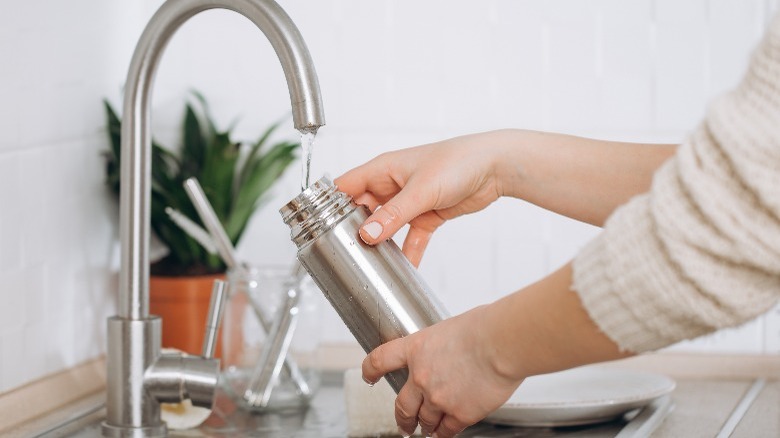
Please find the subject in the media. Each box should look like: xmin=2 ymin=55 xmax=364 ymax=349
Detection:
xmin=183 ymin=177 xmax=311 ymax=398
xmin=202 ymin=280 xmax=228 ymax=358
xmin=165 ymin=207 xmax=218 ymax=255
xmin=242 ymin=262 xmax=309 ymax=406
xmin=183 ymin=178 xmax=242 ymax=272
xmin=243 ymin=285 xmax=302 ymax=407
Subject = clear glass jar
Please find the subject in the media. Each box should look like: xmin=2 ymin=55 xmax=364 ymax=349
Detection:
xmin=220 ymin=265 xmax=322 ymax=412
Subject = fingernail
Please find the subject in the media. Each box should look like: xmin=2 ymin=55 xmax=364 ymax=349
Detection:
xmin=362 ymin=375 xmax=375 ymax=387
xmin=397 ymin=426 xmax=411 ymax=437
xmin=362 ymin=221 xmax=383 ymax=240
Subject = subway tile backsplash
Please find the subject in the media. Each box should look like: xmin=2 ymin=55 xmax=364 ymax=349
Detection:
xmin=0 ymin=0 xmax=778 ymax=394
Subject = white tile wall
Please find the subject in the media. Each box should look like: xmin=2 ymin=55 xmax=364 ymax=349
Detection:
xmin=0 ymin=0 xmax=778 ymax=394
xmin=765 ymin=304 xmax=780 ymax=353
xmin=0 ymin=0 xmax=142 ymax=393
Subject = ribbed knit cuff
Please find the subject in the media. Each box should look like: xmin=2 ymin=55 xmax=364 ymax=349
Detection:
xmin=572 ymin=193 xmax=684 ymax=353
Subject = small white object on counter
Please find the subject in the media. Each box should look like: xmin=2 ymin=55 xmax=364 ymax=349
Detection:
xmin=158 ymin=348 xmax=213 ymax=430
xmin=160 ymin=398 xmax=212 ymax=430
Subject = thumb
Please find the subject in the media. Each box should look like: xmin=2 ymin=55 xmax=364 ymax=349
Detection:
xmin=362 ymin=337 xmax=409 ymax=384
xmin=358 ymin=189 xmax=429 ymax=244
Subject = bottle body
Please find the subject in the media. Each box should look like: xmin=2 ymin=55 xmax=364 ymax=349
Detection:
xmin=280 ymin=177 xmax=448 ymax=393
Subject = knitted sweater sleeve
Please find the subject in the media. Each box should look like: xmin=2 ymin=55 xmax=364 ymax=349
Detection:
xmin=572 ymin=15 xmax=780 ymax=353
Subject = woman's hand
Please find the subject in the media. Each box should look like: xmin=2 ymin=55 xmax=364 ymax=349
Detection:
xmin=335 ymin=131 xmax=508 ymax=267
xmin=336 ymin=129 xmax=676 ymax=266
xmin=361 ymin=263 xmax=632 ymax=437
xmin=362 ymin=305 xmax=523 ymax=437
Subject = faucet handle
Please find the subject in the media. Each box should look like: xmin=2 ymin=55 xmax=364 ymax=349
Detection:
xmin=202 ymin=279 xmax=227 ymax=359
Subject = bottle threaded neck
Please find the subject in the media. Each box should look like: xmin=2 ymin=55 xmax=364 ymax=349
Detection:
xmin=280 ymin=176 xmax=356 ymax=247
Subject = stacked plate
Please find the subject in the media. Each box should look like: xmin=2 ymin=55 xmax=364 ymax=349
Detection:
xmin=484 ymin=366 xmax=676 ymax=427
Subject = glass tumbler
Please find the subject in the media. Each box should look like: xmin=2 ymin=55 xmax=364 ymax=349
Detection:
xmin=220 ymin=265 xmax=322 ymax=412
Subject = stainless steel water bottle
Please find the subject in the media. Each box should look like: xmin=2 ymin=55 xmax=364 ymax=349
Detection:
xmin=280 ymin=176 xmax=449 ymax=393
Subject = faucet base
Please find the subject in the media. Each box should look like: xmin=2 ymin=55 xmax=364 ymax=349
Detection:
xmin=100 ymin=422 xmax=167 ymax=438
xmin=103 ymin=317 xmax=166 ymax=437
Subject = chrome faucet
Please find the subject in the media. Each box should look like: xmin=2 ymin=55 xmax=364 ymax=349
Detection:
xmin=103 ymin=0 xmax=325 ymax=435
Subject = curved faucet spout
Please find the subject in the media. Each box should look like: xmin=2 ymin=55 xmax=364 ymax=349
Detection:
xmin=119 ymin=0 xmax=325 ymax=320
xmin=105 ymin=0 xmax=324 ymax=435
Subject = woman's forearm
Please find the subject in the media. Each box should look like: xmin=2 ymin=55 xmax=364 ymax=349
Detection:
xmin=485 ymin=262 xmax=632 ymax=381
xmin=492 ymin=130 xmax=677 ymax=226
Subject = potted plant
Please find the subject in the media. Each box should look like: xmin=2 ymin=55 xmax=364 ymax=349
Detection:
xmin=103 ymin=91 xmax=299 ymax=355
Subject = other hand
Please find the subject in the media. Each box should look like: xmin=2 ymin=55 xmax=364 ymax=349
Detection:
xmin=335 ymin=131 xmax=508 ymax=267
xmin=361 ymin=306 xmax=523 ymax=437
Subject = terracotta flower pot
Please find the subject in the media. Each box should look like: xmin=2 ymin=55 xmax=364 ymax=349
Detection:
xmin=149 ymin=273 xmax=231 ymax=357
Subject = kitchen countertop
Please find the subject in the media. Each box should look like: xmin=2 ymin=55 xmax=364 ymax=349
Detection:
xmin=653 ymin=379 xmax=778 ymax=437
xmin=4 ymin=352 xmax=780 ymax=437
xmin=24 ymin=374 xmax=780 ymax=437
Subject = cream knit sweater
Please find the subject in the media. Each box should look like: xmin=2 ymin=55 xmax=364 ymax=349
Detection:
xmin=573 ymin=15 xmax=780 ymax=353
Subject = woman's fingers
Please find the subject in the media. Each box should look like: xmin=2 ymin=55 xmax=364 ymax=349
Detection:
xmin=333 ymin=159 xmax=384 ymax=197
xmin=362 ymin=339 xmax=426 ymax=436
xmin=337 ymin=166 xmax=440 ymax=247
xmin=357 ymin=187 xmax=434 ymax=245
xmin=395 ymin=384 xmax=423 ymax=437
xmin=401 ymin=225 xmax=433 ymax=268
xmin=353 ymin=192 xmax=381 ymax=212
xmin=362 ymin=311 xmax=513 ymax=438
xmin=434 ymin=414 xmax=468 ymax=438
xmin=401 ymin=212 xmax=444 ymax=267
xmin=417 ymin=400 xmax=444 ymax=437
xmin=361 ymin=338 xmax=408 ymax=385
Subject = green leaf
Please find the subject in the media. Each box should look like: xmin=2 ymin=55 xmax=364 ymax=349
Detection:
xmin=101 ymin=91 xmax=296 ymax=276
xmin=227 ymin=141 xmax=298 ymax=242
xmin=200 ymin=132 xmax=240 ymax=222
xmin=189 ymin=89 xmax=217 ymax=139
xmin=181 ymin=103 xmax=207 ymax=178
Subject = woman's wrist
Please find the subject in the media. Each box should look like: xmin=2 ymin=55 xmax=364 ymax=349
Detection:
xmin=481 ymin=263 xmax=632 ymax=382
xmin=484 ymin=129 xmax=534 ymax=199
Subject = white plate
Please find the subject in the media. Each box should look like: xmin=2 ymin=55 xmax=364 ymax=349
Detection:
xmin=484 ymin=366 xmax=676 ymax=427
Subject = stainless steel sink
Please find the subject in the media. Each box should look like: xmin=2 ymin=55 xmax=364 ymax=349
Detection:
xmin=31 ymin=373 xmax=664 ymax=438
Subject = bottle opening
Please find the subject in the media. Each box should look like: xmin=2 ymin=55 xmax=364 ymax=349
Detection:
xmin=280 ymin=175 xmax=356 ymax=247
